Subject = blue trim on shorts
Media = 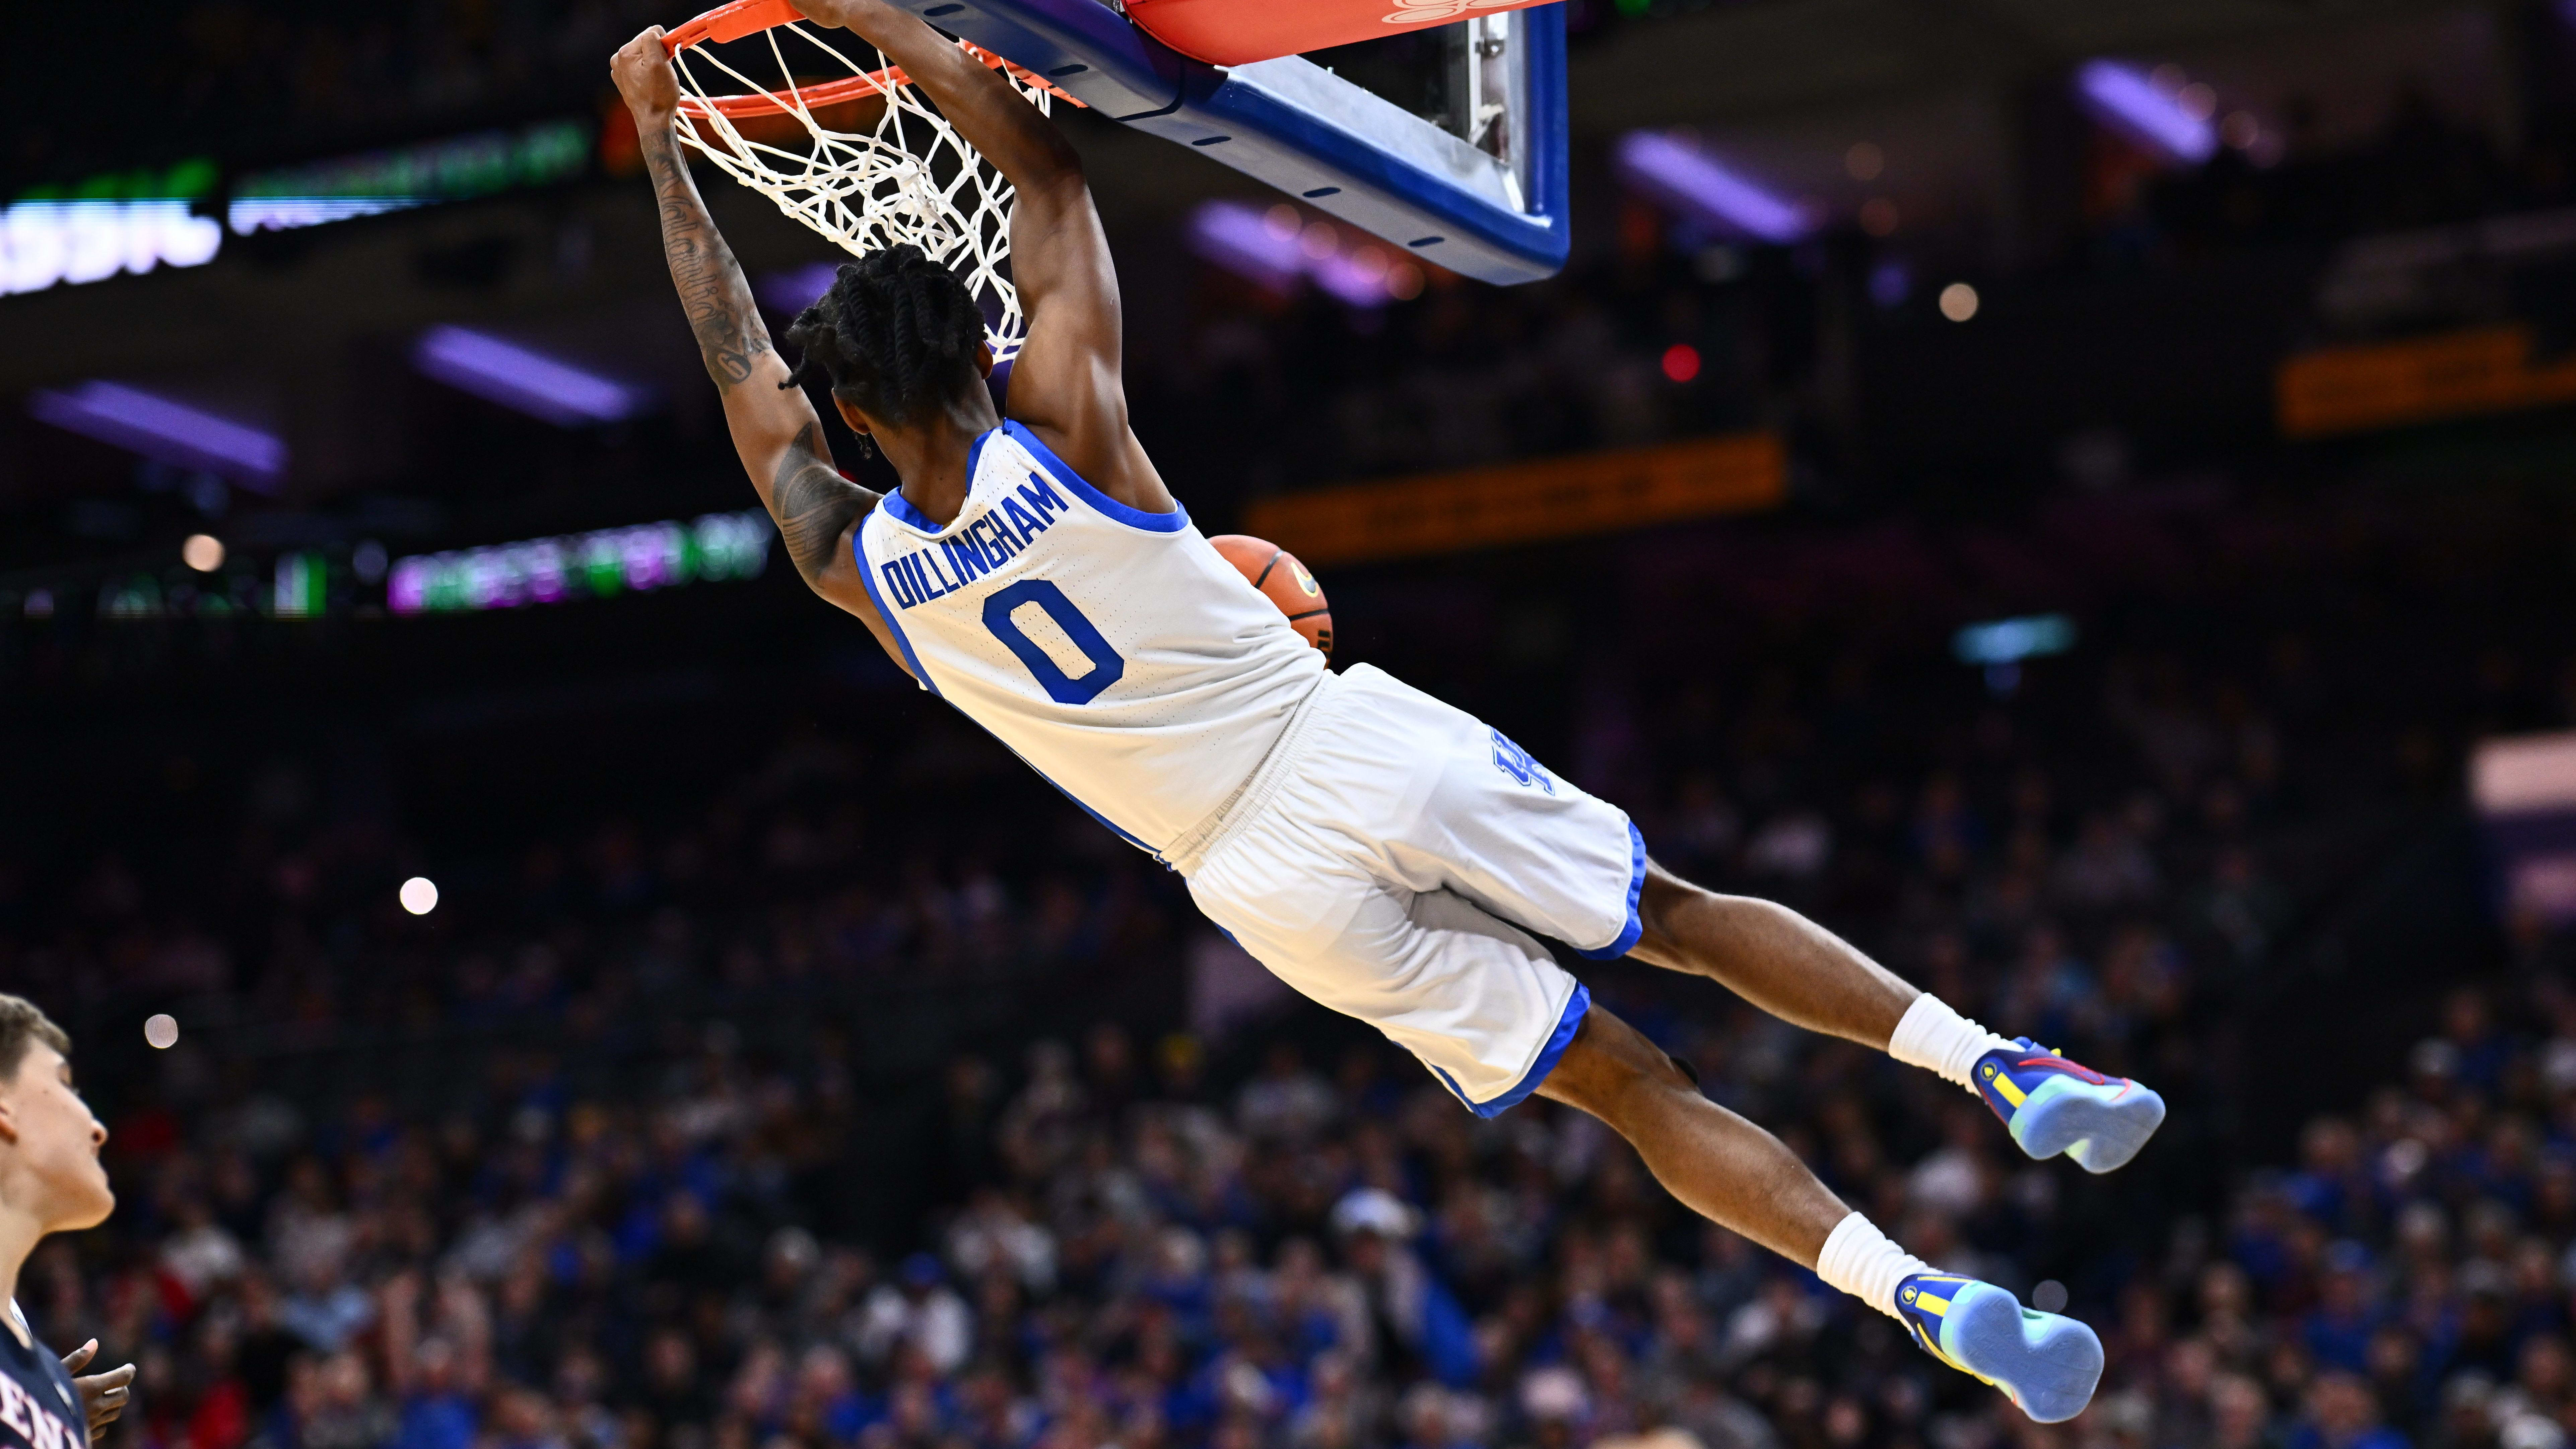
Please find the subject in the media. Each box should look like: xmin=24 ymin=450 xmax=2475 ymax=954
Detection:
xmin=1442 ymin=981 xmax=1591 ymax=1118
xmin=1003 ymin=420 xmax=1189 ymax=534
xmin=1575 ymin=822 xmax=1647 ymax=961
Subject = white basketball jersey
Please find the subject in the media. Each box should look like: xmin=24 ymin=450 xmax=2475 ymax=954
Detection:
xmin=855 ymin=420 xmax=1328 ymax=858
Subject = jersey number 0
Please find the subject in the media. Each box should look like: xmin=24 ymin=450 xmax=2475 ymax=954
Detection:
xmin=981 ymin=579 xmax=1126 ymax=705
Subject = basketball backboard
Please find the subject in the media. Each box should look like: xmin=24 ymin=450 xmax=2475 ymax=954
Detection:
xmin=885 ymin=0 xmax=1571 ymax=284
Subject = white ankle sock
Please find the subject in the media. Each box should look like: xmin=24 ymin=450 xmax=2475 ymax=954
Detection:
xmin=1888 ymin=992 xmax=2016 ymax=1095
xmin=1816 ymin=1211 xmax=1935 ymax=1321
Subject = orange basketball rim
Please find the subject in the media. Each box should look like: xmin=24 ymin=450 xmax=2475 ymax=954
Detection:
xmin=661 ymin=0 xmax=1085 ymax=120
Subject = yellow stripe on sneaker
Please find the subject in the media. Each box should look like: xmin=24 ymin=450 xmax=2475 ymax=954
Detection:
xmin=1915 ymin=1328 xmax=1999 ymax=1389
xmin=1991 ymin=1074 xmax=2026 ymax=1108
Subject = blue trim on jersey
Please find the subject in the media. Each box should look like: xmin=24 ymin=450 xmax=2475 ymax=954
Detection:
xmin=998 ymin=735 xmax=1162 ymax=859
xmin=877 ymin=427 xmax=995 ymax=532
xmin=1443 ymin=982 xmax=1591 ymax=1118
xmin=1001 ymin=420 xmax=1189 ymax=533
xmin=855 ymin=511 xmax=939 ymax=697
xmin=1575 ymin=822 xmax=1647 ymax=961
xmin=881 ymin=488 xmax=939 ymax=532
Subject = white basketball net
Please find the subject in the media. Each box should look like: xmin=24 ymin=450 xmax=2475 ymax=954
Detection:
xmin=669 ymin=21 xmax=1051 ymax=360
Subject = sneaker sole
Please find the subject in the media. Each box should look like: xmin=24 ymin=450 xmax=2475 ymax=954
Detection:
xmin=1942 ymin=1281 xmax=2104 ymax=1425
xmin=2012 ymin=1075 xmax=2167 ymax=1174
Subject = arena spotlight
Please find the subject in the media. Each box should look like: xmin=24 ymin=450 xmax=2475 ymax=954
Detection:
xmin=2075 ymin=61 xmax=2218 ymax=164
xmin=182 ymin=534 xmax=225 ymax=572
xmin=399 ymin=877 xmax=439 ymax=915
xmin=1612 ymin=132 xmax=1810 ymax=244
xmin=144 ymin=1014 xmax=179 ymax=1049
xmin=412 ymin=326 xmax=656 ymax=427
xmin=28 ymin=382 xmax=286 ymax=485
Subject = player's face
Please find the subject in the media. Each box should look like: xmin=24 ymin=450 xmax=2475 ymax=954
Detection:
xmin=1 ymin=1045 xmax=113 ymax=1231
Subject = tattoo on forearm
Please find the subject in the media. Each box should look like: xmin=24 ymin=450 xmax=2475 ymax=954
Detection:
xmin=640 ymin=125 xmax=773 ymax=389
xmin=771 ymin=422 xmax=873 ymax=582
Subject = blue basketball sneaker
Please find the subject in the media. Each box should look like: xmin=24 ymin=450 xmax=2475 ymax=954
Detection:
xmin=1895 ymin=1273 xmax=2103 ymax=1424
xmin=1972 ymin=1039 xmax=2165 ymax=1174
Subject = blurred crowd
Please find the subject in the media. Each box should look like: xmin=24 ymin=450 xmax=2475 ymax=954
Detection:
xmin=2096 ymin=978 xmax=2576 ymax=1449
xmin=33 ymin=930 xmax=2576 ymax=1449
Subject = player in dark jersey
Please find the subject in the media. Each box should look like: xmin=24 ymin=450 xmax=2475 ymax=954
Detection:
xmin=0 ymin=997 xmax=133 ymax=1445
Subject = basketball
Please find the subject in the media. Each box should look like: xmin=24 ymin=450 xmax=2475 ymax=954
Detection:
xmin=1209 ymin=533 xmax=1332 ymax=657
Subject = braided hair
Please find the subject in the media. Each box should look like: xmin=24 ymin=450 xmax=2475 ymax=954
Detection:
xmin=778 ymin=244 xmax=986 ymax=427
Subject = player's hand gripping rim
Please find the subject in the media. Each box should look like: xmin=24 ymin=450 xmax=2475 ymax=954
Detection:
xmin=609 ymin=26 xmax=681 ymax=126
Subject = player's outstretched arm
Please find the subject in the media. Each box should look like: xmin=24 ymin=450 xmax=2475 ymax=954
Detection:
xmin=611 ymin=29 xmax=915 ymax=674
xmin=786 ymin=0 xmax=1176 ymax=514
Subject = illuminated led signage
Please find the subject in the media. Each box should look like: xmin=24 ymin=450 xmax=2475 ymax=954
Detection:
xmin=388 ymin=510 xmax=773 ymax=615
xmin=2 ymin=160 xmax=222 ymax=297
xmin=229 ymin=120 xmax=592 ymax=234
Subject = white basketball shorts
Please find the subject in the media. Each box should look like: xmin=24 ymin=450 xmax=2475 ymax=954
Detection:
xmin=1172 ymin=663 xmax=1645 ymax=1116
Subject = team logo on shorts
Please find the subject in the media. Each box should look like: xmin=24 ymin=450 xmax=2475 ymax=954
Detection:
xmin=1489 ymin=729 xmax=1556 ymax=794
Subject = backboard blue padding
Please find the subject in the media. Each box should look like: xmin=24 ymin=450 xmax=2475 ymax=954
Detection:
xmin=892 ymin=0 xmax=1186 ymax=119
xmin=886 ymin=0 xmax=1569 ymax=284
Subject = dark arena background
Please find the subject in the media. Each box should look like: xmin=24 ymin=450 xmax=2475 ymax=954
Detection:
xmin=11 ymin=2 xmax=2576 ymax=1448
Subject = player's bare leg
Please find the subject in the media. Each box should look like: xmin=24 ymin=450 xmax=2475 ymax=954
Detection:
xmin=1538 ymin=1000 xmax=1846 ymax=1262
xmin=1626 ymin=860 xmax=2166 ymax=1175
xmin=1537 ymin=1004 xmax=2105 ymax=1423
xmin=1630 ymin=862 xmax=1917 ymax=1047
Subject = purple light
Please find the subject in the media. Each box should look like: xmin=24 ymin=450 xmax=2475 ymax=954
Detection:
xmin=413 ymin=326 xmax=655 ymax=427
xmin=28 ymin=381 xmax=285 ymax=485
xmin=2076 ymin=61 xmax=2216 ymax=164
xmin=1613 ymin=132 xmax=1810 ymax=244
xmin=1868 ymin=259 xmax=1910 ymax=308
xmin=1308 ymin=251 xmax=1393 ymax=308
xmin=1188 ymin=202 xmax=1305 ymax=291
xmin=758 ymin=262 xmax=841 ymax=315
xmin=1186 ymin=202 xmax=1417 ymax=307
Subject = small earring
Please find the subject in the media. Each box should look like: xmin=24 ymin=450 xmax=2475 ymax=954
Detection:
xmin=852 ymin=433 xmax=878 ymax=461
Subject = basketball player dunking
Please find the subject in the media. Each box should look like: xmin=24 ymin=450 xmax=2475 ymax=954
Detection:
xmin=613 ymin=8 xmax=2160 ymax=1421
